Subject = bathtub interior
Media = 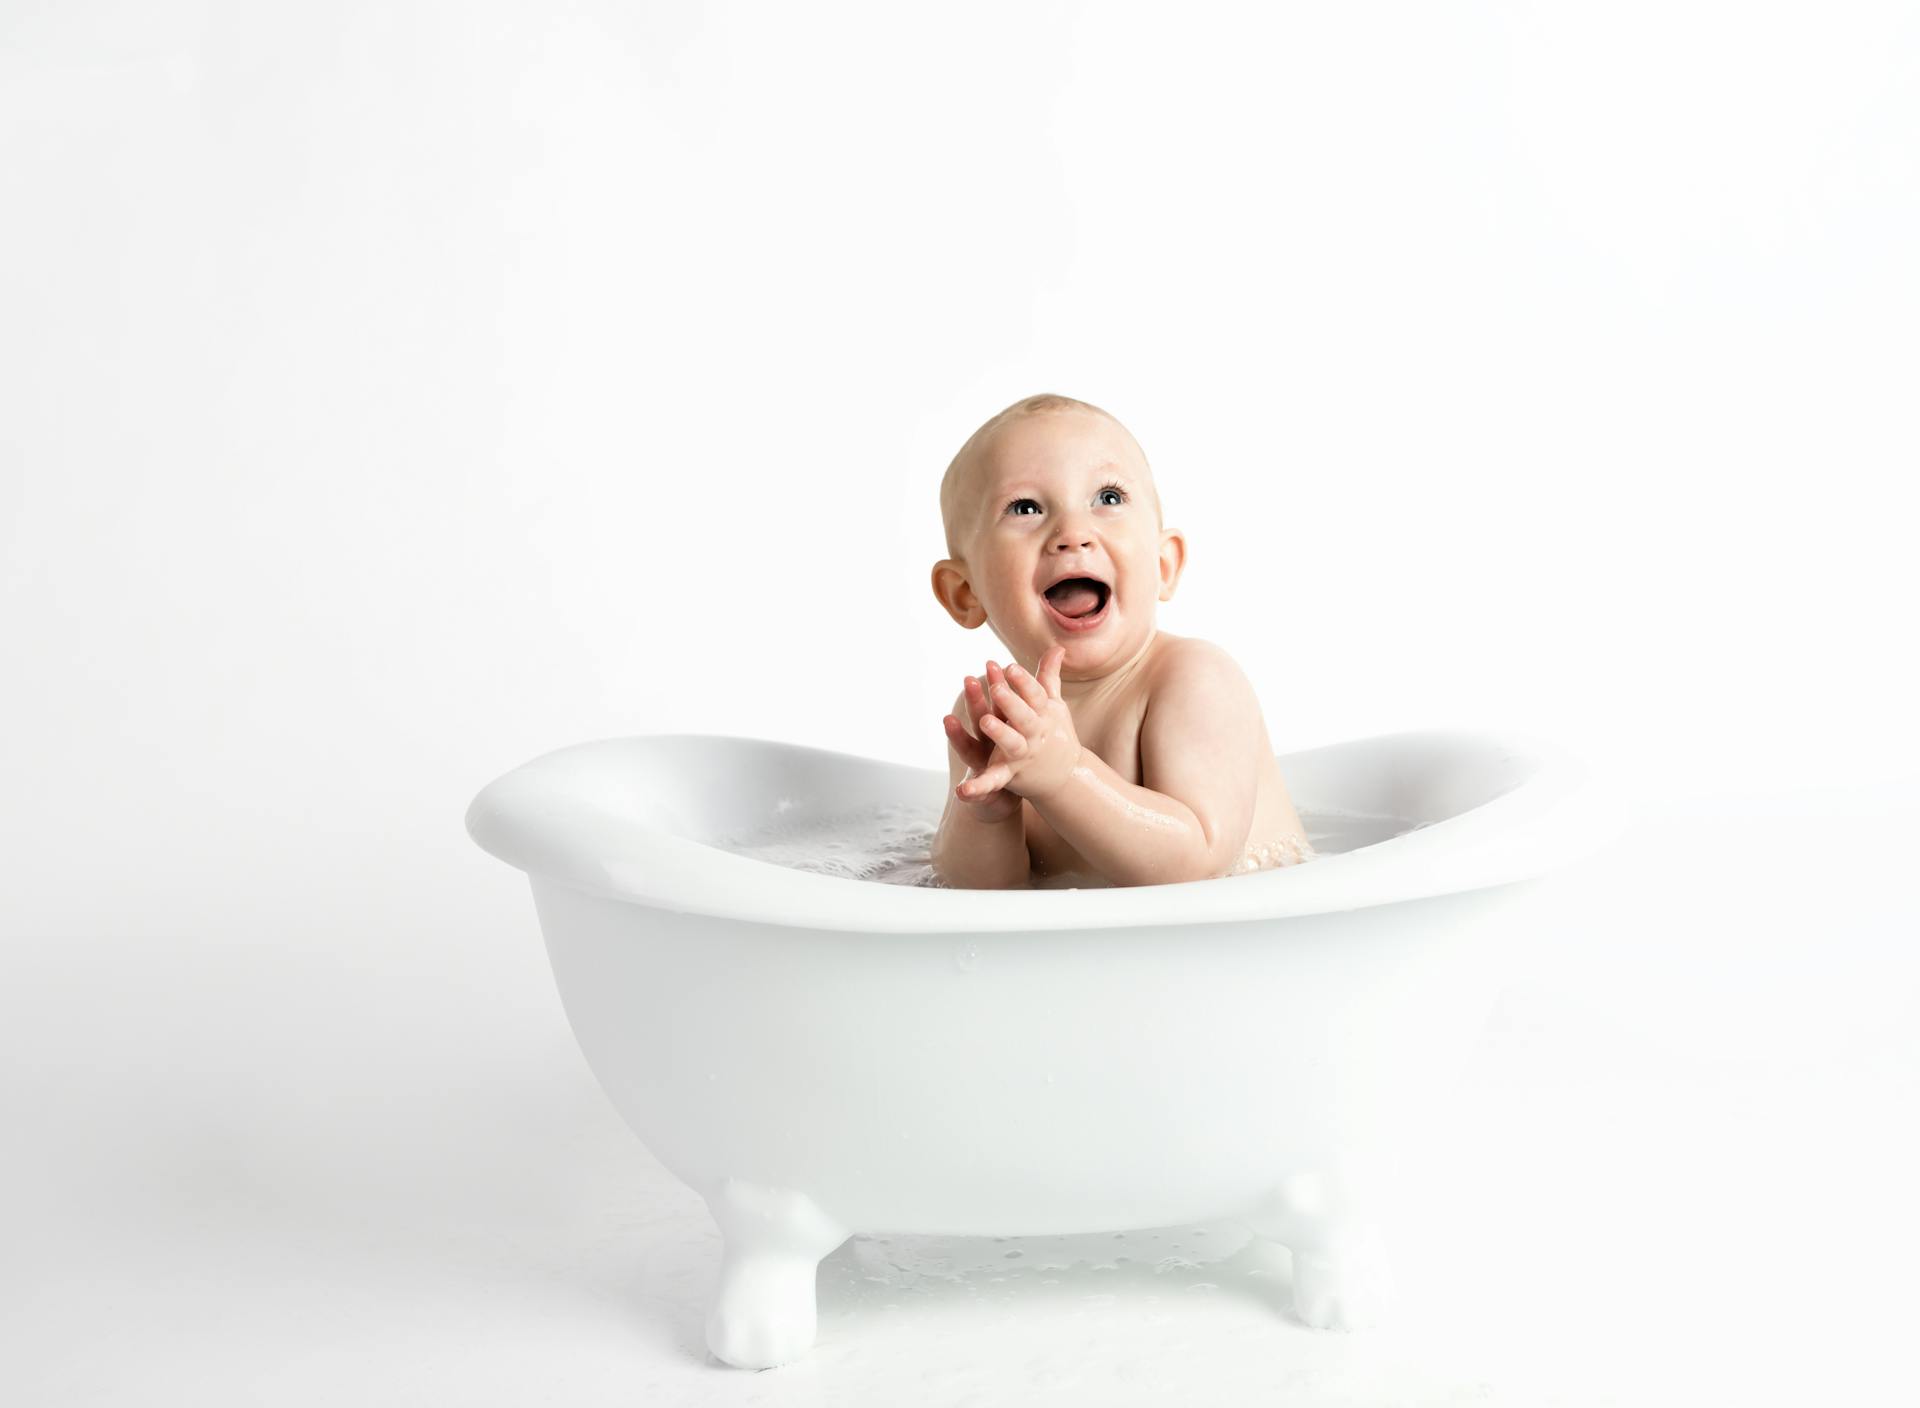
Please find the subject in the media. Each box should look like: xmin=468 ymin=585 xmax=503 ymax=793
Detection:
xmin=478 ymin=729 xmax=1524 ymax=842
xmin=466 ymin=728 xmax=1620 ymax=932
xmin=1279 ymin=730 xmax=1545 ymax=829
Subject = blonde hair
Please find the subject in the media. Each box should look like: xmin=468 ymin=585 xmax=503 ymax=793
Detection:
xmin=939 ymin=393 xmax=1161 ymax=558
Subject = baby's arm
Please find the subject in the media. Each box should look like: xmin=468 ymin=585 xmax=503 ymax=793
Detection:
xmin=1017 ymin=643 xmax=1259 ymax=886
xmin=930 ymin=677 xmax=1033 ymax=889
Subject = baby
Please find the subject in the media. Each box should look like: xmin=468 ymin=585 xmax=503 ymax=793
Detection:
xmin=929 ymin=393 xmax=1316 ymax=889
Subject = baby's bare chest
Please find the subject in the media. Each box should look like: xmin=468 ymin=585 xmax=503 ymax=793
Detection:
xmin=1074 ymin=705 xmax=1146 ymax=785
xmin=1023 ymin=706 xmax=1145 ymax=880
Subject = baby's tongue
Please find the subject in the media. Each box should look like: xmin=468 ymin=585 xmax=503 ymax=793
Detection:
xmin=1045 ymin=580 xmax=1103 ymax=618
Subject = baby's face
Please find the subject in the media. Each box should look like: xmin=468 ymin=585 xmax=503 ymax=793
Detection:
xmin=936 ymin=409 xmax=1182 ymax=675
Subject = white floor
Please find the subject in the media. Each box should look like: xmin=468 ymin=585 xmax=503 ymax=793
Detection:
xmin=7 ymin=785 xmax=1916 ymax=1406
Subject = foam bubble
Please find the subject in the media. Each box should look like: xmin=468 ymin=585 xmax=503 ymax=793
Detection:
xmin=713 ymin=797 xmax=1392 ymax=888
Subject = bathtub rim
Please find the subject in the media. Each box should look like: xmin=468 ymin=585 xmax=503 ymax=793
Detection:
xmin=464 ymin=727 xmax=1626 ymax=934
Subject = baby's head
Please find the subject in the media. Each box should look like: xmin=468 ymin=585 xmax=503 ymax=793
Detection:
xmin=932 ymin=394 xmax=1187 ymax=676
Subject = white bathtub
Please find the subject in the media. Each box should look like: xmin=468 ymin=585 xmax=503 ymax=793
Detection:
xmin=465 ymin=728 xmax=1621 ymax=1369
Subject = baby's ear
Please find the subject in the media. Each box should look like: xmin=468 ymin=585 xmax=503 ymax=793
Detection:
xmin=1156 ymin=528 xmax=1188 ymax=601
xmin=931 ymin=559 xmax=988 ymax=628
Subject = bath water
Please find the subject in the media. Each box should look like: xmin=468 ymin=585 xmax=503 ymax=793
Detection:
xmin=707 ymin=802 xmax=1416 ymax=889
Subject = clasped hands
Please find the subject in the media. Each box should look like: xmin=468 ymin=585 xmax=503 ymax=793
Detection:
xmin=941 ymin=645 xmax=1083 ymax=820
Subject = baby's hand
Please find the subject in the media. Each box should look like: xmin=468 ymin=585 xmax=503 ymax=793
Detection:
xmin=943 ymin=660 xmax=1022 ymax=823
xmin=960 ymin=647 xmax=1082 ymax=804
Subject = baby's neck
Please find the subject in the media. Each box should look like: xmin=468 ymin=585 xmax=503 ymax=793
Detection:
xmin=1057 ymin=628 xmax=1161 ymax=708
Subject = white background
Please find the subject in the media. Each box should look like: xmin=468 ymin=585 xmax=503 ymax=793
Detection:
xmin=4 ymin=2 xmax=1916 ymax=1404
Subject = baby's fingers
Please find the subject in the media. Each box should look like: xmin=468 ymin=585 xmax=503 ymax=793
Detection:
xmin=978 ymin=712 xmax=1030 ymax=756
xmin=1002 ymin=659 xmax=1050 ymax=713
xmin=943 ymin=714 xmax=989 ymax=771
xmin=962 ymin=673 xmax=998 ymax=729
xmin=984 ymin=662 xmax=1015 ymax=715
xmin=1038 ymin=646 xmax=1066 ymax=699
xmin=958 ymin=761 xmax=1015 ymax=798
xmin=989 ymin=679 xmax=1041 ymax=731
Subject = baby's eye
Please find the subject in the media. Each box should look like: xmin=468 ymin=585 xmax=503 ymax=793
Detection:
xmin=1004 ymin=486 xmax=1127 ymax=517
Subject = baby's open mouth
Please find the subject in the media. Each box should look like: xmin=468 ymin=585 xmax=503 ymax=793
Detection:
xmin=1042 ymin=577 xmax=1111 ymax=628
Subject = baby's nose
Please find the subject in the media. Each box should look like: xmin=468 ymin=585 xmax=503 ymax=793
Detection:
xmin=1050 ymin=522 xmax=1093 ymax=551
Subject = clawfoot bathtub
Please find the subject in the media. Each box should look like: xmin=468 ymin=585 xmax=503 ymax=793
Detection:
xmin=465 ymin=729 xmax=1621 ymax=1369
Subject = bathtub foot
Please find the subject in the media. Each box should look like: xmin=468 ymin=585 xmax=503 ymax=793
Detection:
xmin=700 ymin=1177 xmax=849 ymax=1370
xmin=1242 ymin=1170 xmax=1396 ymax=1332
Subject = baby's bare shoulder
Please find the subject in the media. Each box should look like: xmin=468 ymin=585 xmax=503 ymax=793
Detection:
xmin=1140 ymin=635 xmax=1262 ymax=730
xmin=1137 ymin=636 xmax=1269 ymax=814
xmin=1146 ymin=634 xmax=1252 ymax=693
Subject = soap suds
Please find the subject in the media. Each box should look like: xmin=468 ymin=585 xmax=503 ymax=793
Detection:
xmin=710 ymin=802 xmax=1411 ymax=888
